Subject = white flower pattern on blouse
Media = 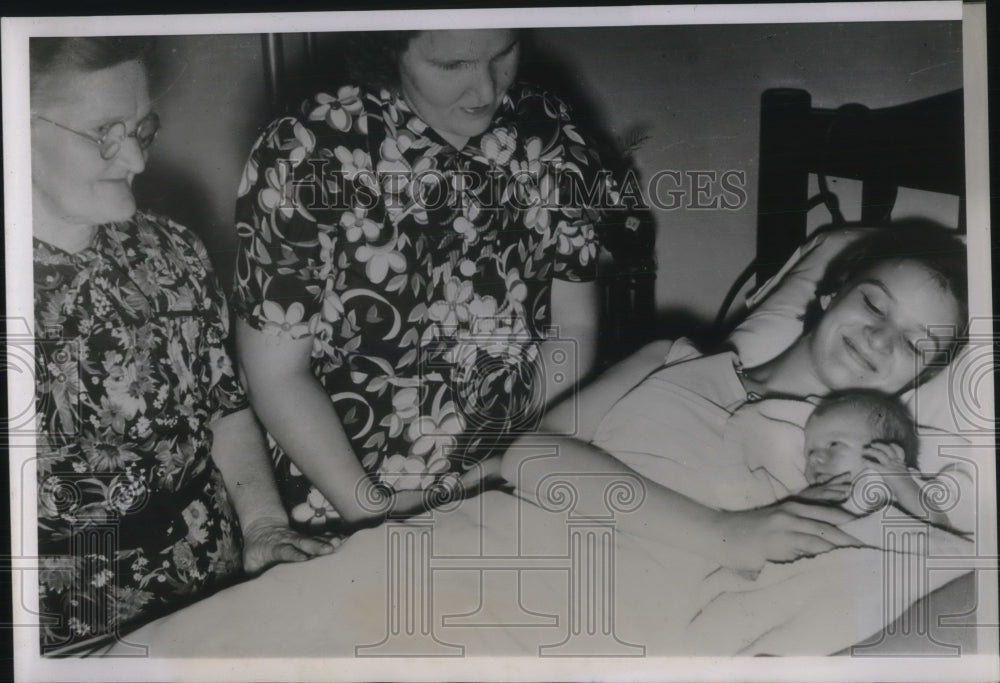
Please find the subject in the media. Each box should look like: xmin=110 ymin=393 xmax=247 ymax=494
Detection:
xmin=232 ymin=83 xmax=616 ymax=532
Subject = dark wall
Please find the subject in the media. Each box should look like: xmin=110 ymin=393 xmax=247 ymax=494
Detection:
xmin=135 ymin=23 xmax=963 ymax=319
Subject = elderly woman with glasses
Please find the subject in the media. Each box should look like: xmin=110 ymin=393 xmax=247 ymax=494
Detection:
xmin=30 ymin=37 xmax=336 ymax=653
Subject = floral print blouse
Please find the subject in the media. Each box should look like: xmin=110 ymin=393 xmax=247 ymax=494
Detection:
xmin=34 ymin=212 xmax=246 ymax=652
xmin=232 ymin=83 xmax=618 ymax=530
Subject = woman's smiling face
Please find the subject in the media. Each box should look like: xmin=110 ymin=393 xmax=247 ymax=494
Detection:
xmin=808 ymin=259 xmax=963 ymax=394
xmin=398 ymin=30 xmax=520 ymax=150
xmin=31 ymin=59 xmax=151 ymax=236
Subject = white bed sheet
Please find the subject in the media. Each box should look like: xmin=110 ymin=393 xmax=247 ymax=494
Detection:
xmin=109 ymin=490 xmax=971 ymax=658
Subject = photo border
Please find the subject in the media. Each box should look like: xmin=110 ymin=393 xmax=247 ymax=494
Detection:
xmin=4 ymin=2 xmax=995 ymax=681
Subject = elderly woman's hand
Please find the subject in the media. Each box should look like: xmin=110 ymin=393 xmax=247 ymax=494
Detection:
xmin=714 ymin=501 xmax=864 ymax=571
xmin=242 ymin=516 xmax=341 ymax=576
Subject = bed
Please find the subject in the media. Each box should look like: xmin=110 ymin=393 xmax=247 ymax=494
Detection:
xmin=99 ymin=81 xmax=987 ymax=660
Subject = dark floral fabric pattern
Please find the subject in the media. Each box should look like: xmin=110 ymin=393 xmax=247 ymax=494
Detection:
xmin=232 ymin=83 xmax=617 ymax=530
xmin=34 ymin=212 xmax=246 ymax=652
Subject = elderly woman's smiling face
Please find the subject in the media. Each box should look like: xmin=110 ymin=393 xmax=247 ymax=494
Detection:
xmin=398 ymin=30 xmax=520 ymax=150
xmin=31 ymin=59 xmax=151 ymax=246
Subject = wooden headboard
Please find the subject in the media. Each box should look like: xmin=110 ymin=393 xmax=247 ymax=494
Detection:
xmin=755 ymin=87 xmax=965 ymax=281
xmin=716 ymin=87 xmax=965 ymax=332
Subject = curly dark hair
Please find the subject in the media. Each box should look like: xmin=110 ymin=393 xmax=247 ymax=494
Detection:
xmin=340 ymin=29 xmax=526 ymax=92
xmin=30 ymin=37 xmax=155 ymax=103
xmin=802 ymin=221 xmax=968 ymax=385
xmin=340 ymin=31 xmax=422 ymax=92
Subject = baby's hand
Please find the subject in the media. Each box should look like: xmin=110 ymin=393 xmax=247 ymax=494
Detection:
xmin=795 ymin=472 xmax=853 ymax=503
xmin=861 ymin=442 xmax=909 ymax=476
xmin=857 ymin=441 xmax=923 ymax=512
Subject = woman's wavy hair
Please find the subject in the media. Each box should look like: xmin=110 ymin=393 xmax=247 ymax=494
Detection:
xmin=340 ymin=31 xmax=422 ymax=92
xmin=30 ymin=37 xmax=155 ymax=103
xmin=803 ymin=221 xmax=968 ymax=384
xmin=340 ymin=29 xmax=527 ymax=92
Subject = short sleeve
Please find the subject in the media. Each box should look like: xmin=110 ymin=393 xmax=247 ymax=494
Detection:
xmin=539 ymin=92 xmax=617 ymax=283
xmin=161 ymin=215 xmax=249 ymax=422
xmin=525 ymin=90 xmax=653 ymax=287
xmin=231 ymin=114 xmax=345 ymax=339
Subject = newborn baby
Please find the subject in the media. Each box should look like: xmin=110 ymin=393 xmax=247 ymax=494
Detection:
xmin=798 ymin=390 xmax=936 ymax=521
xmin=727 ymin=388 xmax=969 ymax=531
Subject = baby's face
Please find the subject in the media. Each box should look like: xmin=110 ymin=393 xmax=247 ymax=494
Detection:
xmin=803 ymin=405 xmax=878 ymax=485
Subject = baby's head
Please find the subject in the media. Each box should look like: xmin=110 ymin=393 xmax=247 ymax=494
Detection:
xmin=803 ymin=390 xmax=918 ymax=485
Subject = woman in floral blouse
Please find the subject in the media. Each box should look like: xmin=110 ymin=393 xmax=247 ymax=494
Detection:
xmin=233 ymin=29 xmax=619 ymax=530
xmin=31 ymin=37 xmax=334 ymax=653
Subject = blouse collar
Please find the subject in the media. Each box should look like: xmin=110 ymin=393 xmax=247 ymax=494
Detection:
xmin=386 ymin=85 xmax=517 ymax=153
xmin=33 ymin=217 xmax=136 ymax=271
xmin=34 ymin=230 xmax=103 ymax=265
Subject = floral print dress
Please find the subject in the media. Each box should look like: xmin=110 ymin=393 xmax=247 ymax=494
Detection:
xmin=233 ymin=83 xmax=618 ymax=531
xmin=34 ymin=212 xmax=246 ymax=652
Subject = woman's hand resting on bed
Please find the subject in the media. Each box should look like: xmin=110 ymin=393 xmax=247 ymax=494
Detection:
xmin=713 ymin=501 xmax=863 ymax=571
xmin=242 ymin=516 xmax=342 ymax=576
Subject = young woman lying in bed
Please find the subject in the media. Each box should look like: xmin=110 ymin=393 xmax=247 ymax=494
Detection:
xmin=498 ymin=224 xmax=969 ymax=572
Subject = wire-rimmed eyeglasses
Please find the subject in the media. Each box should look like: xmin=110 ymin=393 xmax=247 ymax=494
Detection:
xmin=32 ymin=112 xmax=160 ymax=160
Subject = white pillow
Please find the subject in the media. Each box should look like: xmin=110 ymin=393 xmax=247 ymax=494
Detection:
xmin=728 ymin=227 xmax=876 ymax=367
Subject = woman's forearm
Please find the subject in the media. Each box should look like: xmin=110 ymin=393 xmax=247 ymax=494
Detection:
xmin=210 ymin=407 xmax=290 ymax=527
xmin=212 ymin=407 xmax=338 ymax=571
xmin=501 ymin=433 xmax=861 ymax=571
xmin=242 ymin=364 xmax=386 ymax=525
xmin=235 ymin=319 xmax=389 ymax=526
xmin=500 ymin=434 xmax=727 ymax=562
xmin=543 ymin=278 xmax=602 ymax=409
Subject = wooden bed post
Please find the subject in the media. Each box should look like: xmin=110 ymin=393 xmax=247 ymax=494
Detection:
xmin=756 ymin=88 xmax=811 ymax=284
xmin=261 ymin=34 xmax=286 ymax=116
